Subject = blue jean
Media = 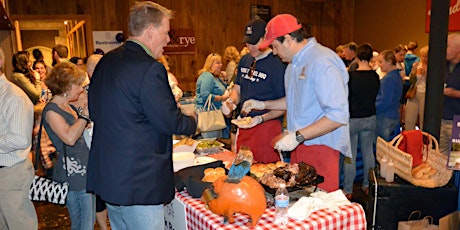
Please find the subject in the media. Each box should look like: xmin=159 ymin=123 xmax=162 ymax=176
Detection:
xmin=376 ymin=115 xmax=399 ymax=142
xmin=106 ymin=203 xmax=164 ymax=230
xmin=66 ymin=190 xmax=96 ymax=230
xmin=343 ymin=116 xmax=377 ymax=194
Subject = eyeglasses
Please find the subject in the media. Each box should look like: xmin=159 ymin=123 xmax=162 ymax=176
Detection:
xmin=248 ymin=60 xmax=256 ymax=79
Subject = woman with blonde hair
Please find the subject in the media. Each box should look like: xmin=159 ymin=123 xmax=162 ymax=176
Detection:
xmin=195 ymin=53 xmax=229 ymax=138
xmin=223 ymin=46 xmax=240 ymax=84
xmin=405 ymin=46 xmax=429 ymax=130
xmin=158 ymin=55 xmax=183 ymax=101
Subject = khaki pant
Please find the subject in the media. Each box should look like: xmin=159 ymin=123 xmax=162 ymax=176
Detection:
xmin=404 ymin=91 xmax=425 ymax=130
xmin=0 ymin=160 xmax=38 ymax=230
xmin=440 ymin=119 xmax=453 ymax=156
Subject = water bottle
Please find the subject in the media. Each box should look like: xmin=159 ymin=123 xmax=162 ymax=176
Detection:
xmin=380 ymin=156 xmax=388 ymax=179
xmin=385 ymin=160 xmax=395 ymax=183
xmin=274 ymin=183 xmax=289 ymax=225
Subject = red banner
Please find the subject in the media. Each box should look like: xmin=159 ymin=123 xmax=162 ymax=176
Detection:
xmin=164 ymin=29 xmax=195 ymax=55
xmin=426 ymin=0 xmax=460 ymax=32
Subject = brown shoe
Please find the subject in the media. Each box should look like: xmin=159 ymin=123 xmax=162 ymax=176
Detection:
xmin=345 ymin=193 xmax=353 ymax=200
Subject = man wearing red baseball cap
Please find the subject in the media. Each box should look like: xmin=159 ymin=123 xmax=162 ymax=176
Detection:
xmin=242 ymin=14 xmax=351 ymax=192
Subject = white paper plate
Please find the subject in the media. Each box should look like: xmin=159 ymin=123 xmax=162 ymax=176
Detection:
xmin=195 ymin=156 xmax=217 ymax=165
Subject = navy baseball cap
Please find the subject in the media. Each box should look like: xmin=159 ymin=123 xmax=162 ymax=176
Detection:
xmin=242 ymin=19 xmax=267 ymax=45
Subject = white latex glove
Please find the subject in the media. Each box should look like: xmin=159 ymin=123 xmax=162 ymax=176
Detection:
xmin=241 ymin=99 xmax=265 ymax=114
xmin=238 ymin=116 xmax=263 ymax=129
xmin=221 ymin=90 xmax=230 ymax=99
xmin=221 ymin=98 xmax=237 ymax=116
xmin=274 ymin=132 xmax=300 ymax=151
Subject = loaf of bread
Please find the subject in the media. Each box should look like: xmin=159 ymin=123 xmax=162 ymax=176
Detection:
xmin=411 ymin=163 xmax=436 ymax=179
xmin=202 ymin=167 xmax=226 ymax=182
xmin=250 ymin=161 xmax=287 ymax=178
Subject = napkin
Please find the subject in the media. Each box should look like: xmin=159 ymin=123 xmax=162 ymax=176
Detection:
xmin=310 ymin=189 xmax=351 ymax=213
xmin=288 ymin=189 xmax=351 ymax=221
xmin=288 ymin=197 xmax=325 ymax=221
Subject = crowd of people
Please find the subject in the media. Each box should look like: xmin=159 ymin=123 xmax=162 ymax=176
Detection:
xmin=1 ymin=1 xmax=460 ymax=229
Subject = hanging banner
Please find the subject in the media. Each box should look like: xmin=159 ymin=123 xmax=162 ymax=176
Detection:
xmin=426 ymin=0 xmax=460 ymax=32
xmin=92 ymin=31 xmax=123 ymax=54
xmin=164 ymin=29 xmax=195 ymax=55
xmin=447 ymin=115 xmax=460 ymax=169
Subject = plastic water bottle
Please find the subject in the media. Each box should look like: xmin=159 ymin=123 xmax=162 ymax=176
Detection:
xmin=385 ymin=160 xmax=395 ymax=183
xmin=275 ymin=183 xmax=289 ymax=225
xmin=380 ymin=156 xmax=388 ymax=179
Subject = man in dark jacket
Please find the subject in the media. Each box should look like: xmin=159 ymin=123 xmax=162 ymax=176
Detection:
xmin=87 ymin=2 xmax=196 ymax=229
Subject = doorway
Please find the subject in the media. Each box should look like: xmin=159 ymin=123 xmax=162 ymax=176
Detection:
xmin=10 ymin=14 xmax=93 ymax=66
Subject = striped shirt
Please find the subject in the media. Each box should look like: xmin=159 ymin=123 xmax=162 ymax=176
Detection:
xmin=0 ymin=73 xmax=34 ymax=167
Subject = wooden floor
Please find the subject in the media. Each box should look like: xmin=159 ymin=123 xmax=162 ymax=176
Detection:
xmin=35 ymin=202 xmax=110 ymax=230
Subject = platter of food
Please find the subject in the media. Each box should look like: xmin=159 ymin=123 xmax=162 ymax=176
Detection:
xmin=250 ymin=161 xmax=324 ymax=195
xmin=173 ymin=137 xmax=198 ymax=153
xmin=231 ymin=117 xmax=253 ymax=128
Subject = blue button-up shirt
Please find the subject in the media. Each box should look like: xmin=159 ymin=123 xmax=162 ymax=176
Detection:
xmin=285 ymin=37 xmax=351 ymax=157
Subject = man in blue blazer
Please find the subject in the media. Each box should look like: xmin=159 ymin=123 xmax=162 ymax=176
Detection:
xmin=87 ymin=2 xmax=196 ymax=229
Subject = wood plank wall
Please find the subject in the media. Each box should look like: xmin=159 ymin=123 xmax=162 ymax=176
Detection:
xmin=7 ymin=0 xmax=353 ymax=92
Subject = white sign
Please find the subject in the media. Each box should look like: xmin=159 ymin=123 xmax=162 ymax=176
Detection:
xmin=164 ymin=196 xmax=187 ymax=230
xmin=92 ymin=31 xmax=123 ymax=54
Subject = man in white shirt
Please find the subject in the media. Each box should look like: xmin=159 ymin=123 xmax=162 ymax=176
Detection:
xmin=0 ymin=47 xmax=37 ymax=230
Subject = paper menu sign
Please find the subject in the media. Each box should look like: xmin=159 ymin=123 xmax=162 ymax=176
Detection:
xmin=447 ymin=115 xmax=460 ymax=170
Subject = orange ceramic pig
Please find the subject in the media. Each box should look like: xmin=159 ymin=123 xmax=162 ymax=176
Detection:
xmin=201 ymin=175 xmax=266 ymax=226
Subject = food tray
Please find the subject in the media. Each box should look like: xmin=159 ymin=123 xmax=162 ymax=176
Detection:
xmin=195 ymin=139 xmax=224 ymax=156
xmin=260 ymin=175 xmax=324 ymax=196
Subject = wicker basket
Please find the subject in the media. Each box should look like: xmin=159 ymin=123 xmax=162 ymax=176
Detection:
xmin=376 ymin=132 xmax=452 ymax=188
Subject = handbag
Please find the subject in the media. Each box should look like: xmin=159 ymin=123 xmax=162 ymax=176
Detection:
xmin=398 ymin=211 xmax=439 ymax=230
xmin=197 ymin=95 xmax=226 ymax=132
xmin=405 ymin=83 xmax=417 ymax=99
xmin=29 ymin=114 xmax=69 ymax=205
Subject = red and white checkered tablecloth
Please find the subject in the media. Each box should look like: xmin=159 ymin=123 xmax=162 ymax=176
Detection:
xmin=176 ymin=190 xmax=367 ymax=230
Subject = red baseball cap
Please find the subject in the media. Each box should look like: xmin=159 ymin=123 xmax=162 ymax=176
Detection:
xmin=259 ymin=14 xmax=302 ymax=49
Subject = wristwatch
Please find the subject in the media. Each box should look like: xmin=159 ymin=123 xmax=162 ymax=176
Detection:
xmin=77 ymin=107 xmax=91 ymax=124
xmin=295 ymin=130 xmax=305 ymax=143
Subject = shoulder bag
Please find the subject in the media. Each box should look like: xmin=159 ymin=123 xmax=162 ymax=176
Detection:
xmin=197 ymin=94 xmax=226 ymax=132
xmin=405 ymin=83 xmax=417 ymax=99
xmin=29 ymin=114 xmax=69 ymax=205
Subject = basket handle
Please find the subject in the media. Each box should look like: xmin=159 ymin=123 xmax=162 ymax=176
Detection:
xmin=422 ymin=131 xmax=439 ymax=152
xmin=390 ymin=134 xmax=404 ymax=147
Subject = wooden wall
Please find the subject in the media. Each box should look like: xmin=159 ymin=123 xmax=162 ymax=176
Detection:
xmin=6 ymin=0 xmax=353 ymax=92
xmin=353 ymin=0 xmax=429 ymax=53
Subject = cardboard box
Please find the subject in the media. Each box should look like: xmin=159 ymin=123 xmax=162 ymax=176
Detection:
xmin=439 ymin=211 xmax=460 ymax=230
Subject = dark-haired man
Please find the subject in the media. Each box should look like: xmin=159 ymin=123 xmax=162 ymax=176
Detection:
xmin=52 ymin=44 xmax=69 ymax=66
xmin=242 ymin=14 xmax=350 ymax=192
xmin=344 ymin=42 xmax=358 ymax=71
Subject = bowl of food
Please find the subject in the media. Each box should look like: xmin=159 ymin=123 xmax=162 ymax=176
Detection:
xmin=195 ymin=139 xmax=224 ymax=156
xmin=173 ymin=152 xmax=195 ymax=172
